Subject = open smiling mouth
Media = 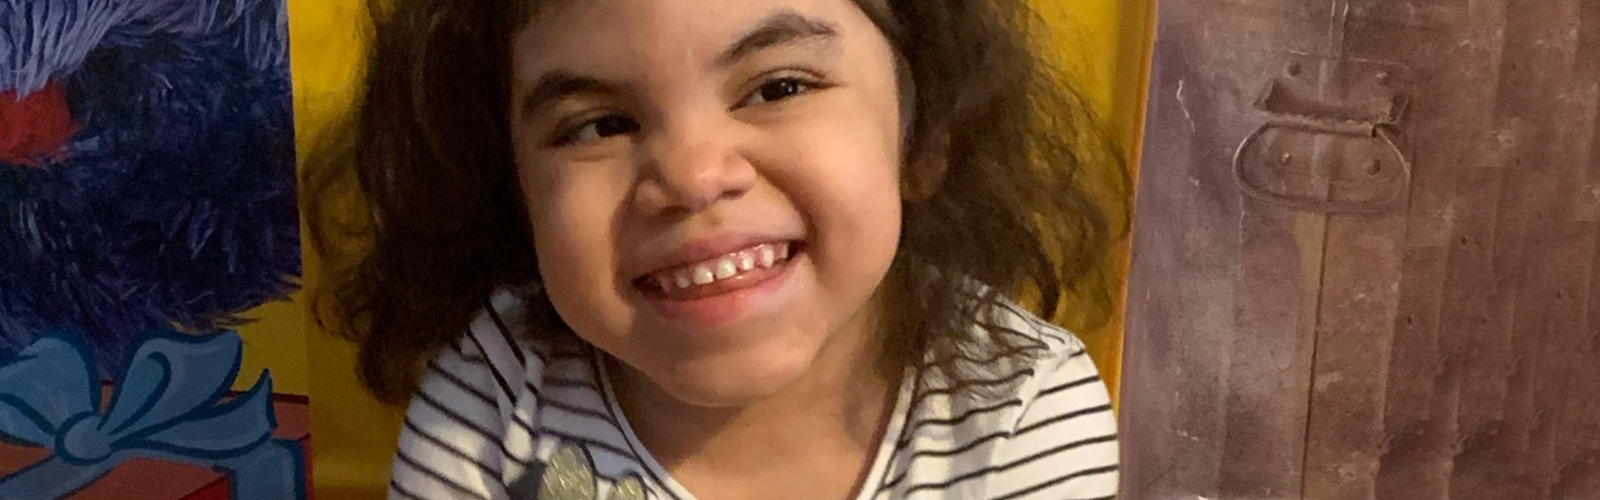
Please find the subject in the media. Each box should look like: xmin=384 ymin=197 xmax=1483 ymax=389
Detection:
xmin=633 ymin=240 xmax=806 ymax=301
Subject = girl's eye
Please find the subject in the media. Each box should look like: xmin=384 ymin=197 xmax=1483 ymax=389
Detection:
xmin=555 ymin=114 xmax=639 ymax=146
xmin=739 ymin=77 xmax=817 ymax=107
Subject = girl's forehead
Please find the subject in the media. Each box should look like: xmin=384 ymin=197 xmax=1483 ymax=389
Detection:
xmin=512 ymin=0 xmax=870 ymax=69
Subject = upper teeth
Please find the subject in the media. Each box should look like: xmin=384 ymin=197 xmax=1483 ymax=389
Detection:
xmin=653 ymin=242 xmax=792 ymax=290
xmin=759 ymin=246 xmax=776 ymax=267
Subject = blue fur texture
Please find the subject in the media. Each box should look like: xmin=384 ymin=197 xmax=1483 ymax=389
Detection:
xmin=0 ymin=0 xmax=299 ymax=374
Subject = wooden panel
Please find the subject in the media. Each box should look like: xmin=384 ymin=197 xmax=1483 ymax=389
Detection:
xmin=1122 ymin=0 xmax=1600 ymax=498
xmin=1119 ymin=6 xmax=1249 ymax=495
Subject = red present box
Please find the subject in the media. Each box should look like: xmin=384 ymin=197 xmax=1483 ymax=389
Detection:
xmin=0 ymin=387 xmax=313 ymax=500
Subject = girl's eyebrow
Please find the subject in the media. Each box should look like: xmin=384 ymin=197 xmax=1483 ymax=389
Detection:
xmin=517 ymin=10 xmax=841 ymax=121
xmin=519 ymin=72 xmax=619 ymax=121
xmin=713 ymin=9 xmax=842 ymax=70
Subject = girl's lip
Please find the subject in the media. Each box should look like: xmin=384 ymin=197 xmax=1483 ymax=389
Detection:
xmin=636 ymin=247 xmax=803 ymax=329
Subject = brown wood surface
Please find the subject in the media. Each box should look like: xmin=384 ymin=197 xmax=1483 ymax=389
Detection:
xmin=1120 ymin=0 xmax=1600 ymax=498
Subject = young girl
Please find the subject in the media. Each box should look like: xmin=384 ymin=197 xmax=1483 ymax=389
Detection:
xmin=306 ymin=0 xmax=1126 ymax=498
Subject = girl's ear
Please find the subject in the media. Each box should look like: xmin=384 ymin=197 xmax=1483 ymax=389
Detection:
xmin=902 ymin=129 xmax=949 ymax=202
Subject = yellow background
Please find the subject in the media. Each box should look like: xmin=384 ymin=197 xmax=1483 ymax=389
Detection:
xmin=234 ymin=297 xmax=309 ymax=394
xmin=1034 ymin=0 xmax=1155 ymax=405
xmin=283 ymin=1 xmax=1153 ymax=497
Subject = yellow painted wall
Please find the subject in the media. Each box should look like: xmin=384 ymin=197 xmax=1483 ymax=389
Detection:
xmin=289 ymin=1 xmax=1153 ymax=497
xmin=234 ymin=296 xmax=310 ymax=394
xmin=1035 ymin=0 xmax=1155 ymax=406
xmin=287 ymin=1 xmax=408 ymax=499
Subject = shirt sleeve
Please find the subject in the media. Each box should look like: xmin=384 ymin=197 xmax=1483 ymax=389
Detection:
xmin=988 ymin=331 xmax=1121 ymax=500
xmin=389 ymin=339 xmax=512 ymax=500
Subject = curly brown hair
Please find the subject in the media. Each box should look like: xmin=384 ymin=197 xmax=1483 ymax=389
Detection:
xmin=303 ymin=0 xmax=1129 ymax=405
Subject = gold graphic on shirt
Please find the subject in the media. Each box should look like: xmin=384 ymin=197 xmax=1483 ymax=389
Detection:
xmin=541 ymin=444 xmax=596 ymax=499
xmin=539 ymin=442 xmax=646 ymax=500
xmin=612 ymin=475 xmax=645 ymax=500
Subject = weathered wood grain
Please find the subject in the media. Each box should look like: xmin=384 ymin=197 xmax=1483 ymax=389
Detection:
xmin=1121 ymin=0 xmax=1600 ymax=499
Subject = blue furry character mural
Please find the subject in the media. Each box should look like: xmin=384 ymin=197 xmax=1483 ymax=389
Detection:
xmin=0 ymin=0 xmax=304 ymax=499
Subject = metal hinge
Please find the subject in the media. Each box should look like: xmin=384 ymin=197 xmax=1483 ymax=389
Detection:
xmin=1232 ymin=3 xmax=1414 ymax=215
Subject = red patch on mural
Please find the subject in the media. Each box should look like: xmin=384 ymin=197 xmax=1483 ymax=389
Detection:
xmin=0 ymin=81 xmax=79 ymax=167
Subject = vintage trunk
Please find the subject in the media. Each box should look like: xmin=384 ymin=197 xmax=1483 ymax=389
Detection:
xmin=1119 ymin=1 xmax=1600 ymax=499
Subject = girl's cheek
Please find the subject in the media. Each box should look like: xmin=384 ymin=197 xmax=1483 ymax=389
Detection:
xmin=527 ymin=159 xmax=637 ymax=252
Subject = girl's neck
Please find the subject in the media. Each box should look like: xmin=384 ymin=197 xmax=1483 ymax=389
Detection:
xmin=609 ymin=299 xmax=901 ymax=499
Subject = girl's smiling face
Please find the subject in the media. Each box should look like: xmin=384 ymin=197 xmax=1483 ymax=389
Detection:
xmin=511 ymin=0 xmax=907 ymax=407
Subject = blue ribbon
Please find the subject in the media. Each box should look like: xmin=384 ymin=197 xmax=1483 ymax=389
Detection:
xmin=0 ymin=329 xmax=305 ymax=500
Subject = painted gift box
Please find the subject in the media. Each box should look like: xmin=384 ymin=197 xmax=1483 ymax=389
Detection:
xmin=0 ymin=331 xmax=311 ymax=500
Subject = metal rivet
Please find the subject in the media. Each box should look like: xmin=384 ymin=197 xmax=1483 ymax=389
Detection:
xmin=1286 ymin=61 xmax=1302 ymax=76
xmin=1279 ymin=153 xmax=1294 ymax=165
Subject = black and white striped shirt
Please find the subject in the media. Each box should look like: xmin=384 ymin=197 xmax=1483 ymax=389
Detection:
xmin=390 ymin=292 xmax=1119 ymax=500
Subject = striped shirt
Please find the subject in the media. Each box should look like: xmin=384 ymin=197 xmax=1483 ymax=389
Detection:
xmin=389 ymin=292 xmax=1119 ymax=500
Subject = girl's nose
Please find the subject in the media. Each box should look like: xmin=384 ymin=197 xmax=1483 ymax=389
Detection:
xmin=632 ymin=128 xmax=758 ymax=216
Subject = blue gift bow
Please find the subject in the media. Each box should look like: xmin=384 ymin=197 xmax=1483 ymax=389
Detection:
xmin=0 ymin=330 xmax=306 ymax=500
